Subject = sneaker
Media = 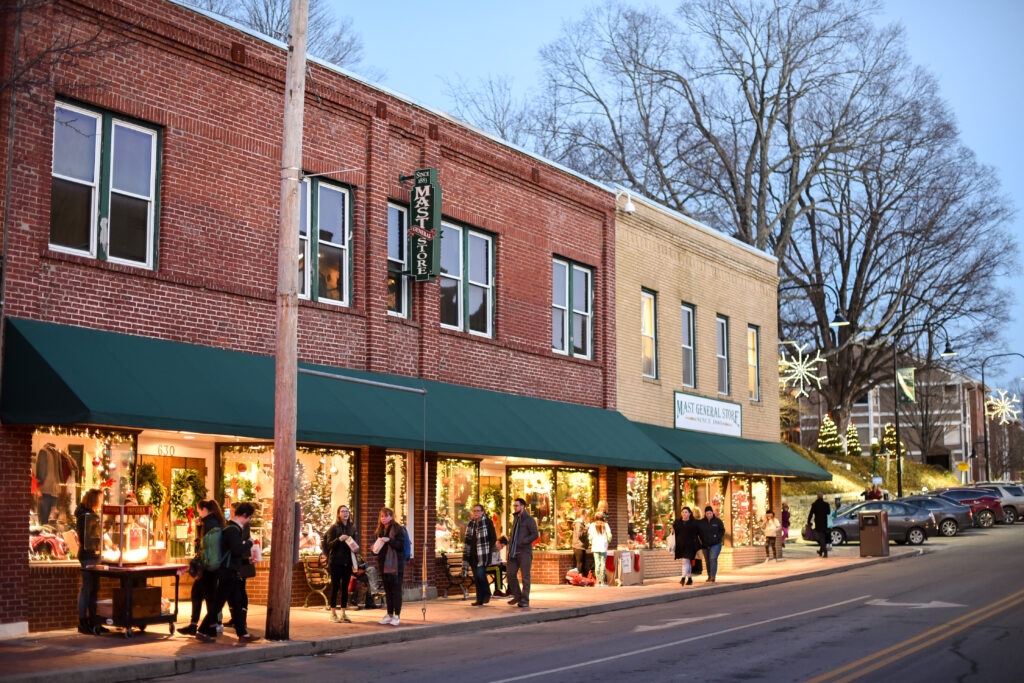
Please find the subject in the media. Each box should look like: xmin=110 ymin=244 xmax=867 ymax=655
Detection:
xmin=238 ymin=633 xmax=260 ymax=642
xmin=215 ymin=623 xmax=224 ymax=633
xmin=507 ymin=597 xmax=520 ymax=606
xmin=179 ymin=623 xmax=198 ymax=636
xmin=390 ymin=616 xmax=400 ymax=626
xmin=517 ymin=602 xmax=529 ymax=609
xmin=195 ymin=631 xmax=216 ymax=642
xmin=341 ymin=612 xmax=351 ymax=623
xmin=378 ymin=615 xmax=393 ymax=625
xmin=330 ymin=613 xmax=341 ymax=623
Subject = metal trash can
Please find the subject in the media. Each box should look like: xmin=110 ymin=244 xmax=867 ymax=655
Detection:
xmin=859 ymin=510 xmax=889 ymax=557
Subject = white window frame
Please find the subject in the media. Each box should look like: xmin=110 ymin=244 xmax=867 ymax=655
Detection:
xmin=552 ymin=259 xmax=569 ymax=355
xmin=440 ymin=223 xmax=464 ymax=332
xmin=50 ymin=102 xmax=158 ymax=269
xmin=440 ymin=223 xmax=493 ymax=337
xmin=552 ymin=258 xmax=593 ymax=359
xmin=387 ymin=202 xmax=410 ymax=318
xmin=298 ymin=178 xmax=351 ymax=307
xmin=642 ymin=289 xmax=658 ymax=378
xmin=747 ymin=325 xmax=760 ymax=402
xmin=681 ymin=303 xmax=696 ymax=388
xmin=717 ymin=315 xmax=730 ymax=395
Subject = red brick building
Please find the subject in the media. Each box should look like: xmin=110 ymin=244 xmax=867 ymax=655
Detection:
xmin=0 ymin=0 xmax=687 ymax=635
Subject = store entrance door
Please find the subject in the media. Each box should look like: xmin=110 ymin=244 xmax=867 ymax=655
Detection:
xmin=139 ymin=455 xmax=208 ymax=558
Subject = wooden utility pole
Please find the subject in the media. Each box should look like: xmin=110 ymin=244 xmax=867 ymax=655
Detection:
xmin=266 ymin=0 xmax=308 ymax=642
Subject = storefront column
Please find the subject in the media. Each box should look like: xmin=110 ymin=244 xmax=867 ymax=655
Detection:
xmin=0 ymin=424 xmax=32 ymax=635
xmin=599 ymin=466 xmax=628 ymax=547
xmin=359 ymin=446 xmax=386 ymax=545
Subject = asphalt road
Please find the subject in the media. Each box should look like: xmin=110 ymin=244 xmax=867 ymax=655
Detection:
xmin=158 ymin=524 xmax=1024 ymax=682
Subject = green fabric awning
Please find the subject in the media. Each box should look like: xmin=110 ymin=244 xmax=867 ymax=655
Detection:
xmin=634 ymin=421 xmax=831 ymax=481
xmin=1 ymin=318 xmax=679 ymax=470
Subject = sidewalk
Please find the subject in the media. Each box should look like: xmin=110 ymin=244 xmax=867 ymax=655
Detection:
xmin=0 ymin=543 xmax=923 ymax=682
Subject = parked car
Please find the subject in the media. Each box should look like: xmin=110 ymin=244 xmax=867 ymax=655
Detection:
xmin=900 ymin=495 xmax=973 ymax=537
xmin=829 ymin=501 xmax=936 ymax=546
xmin=933 ymin=488 xmax=1004 ymax=527
xmin=972 ymin=483 xmax=1024 ymax=524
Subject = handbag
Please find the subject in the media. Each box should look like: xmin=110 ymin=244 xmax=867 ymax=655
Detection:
xmin=802 ymin=523 xmax=815 ymax=541
xmin=692 ymin=557 xmax=703 ymax=575
xmin=237 ymin=561 xmax=256 ymax=579
xmin=667 ymin=532 xmax=676 ymax=553
xmin=188 ymin=556 xmax=203 ymax=578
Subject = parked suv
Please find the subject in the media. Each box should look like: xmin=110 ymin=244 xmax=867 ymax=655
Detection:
xmin=829 ymin=501 xmax=936 ymax=546
xmin=973 ymin=483 xmax=1024 ymax=524
xmin=901 ymin=495 xmax=973 ymax=537
xmin=934 ymin=488 xmax=1004 ymax=527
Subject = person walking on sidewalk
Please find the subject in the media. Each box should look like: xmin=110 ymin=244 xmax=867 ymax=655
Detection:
xmin=325 ymin=505 xmax=359 ymax=623
xmin=181 ymin=500 xmax=226 ymax=636
xmin=507 ymin=498 xmax=539 ymax=608
xmin=197 ymin=502 xmax=256 ymax=642
xmin=374 ymin=507 xmax=406 ymax=626
xmin=587 ymin=513 xmax=613 ymax=586
xmin=808 ymin=493 xmax=832 ymax=558
xmin=465 ymin=504 xmax=497 ymax=606
xmin=762 ymin=510 xmax=782 ymax=561
xmin=697 ymin=506 xmax=725 ymax=582
xmin=571 ymin=510 xmax=590 ymax=578
xmin=780 ymin=502 xmax=791 ymax=547
xmin=672 ymin=506 xmax=700 ymax=586
xmin=74 ymin=488 xmax=107 ymax=635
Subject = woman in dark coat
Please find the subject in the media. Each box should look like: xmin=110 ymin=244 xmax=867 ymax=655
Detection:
xmin=374 ymin=507 xmax=406 ymax=626
xmin=324 ymin=504 xmax=359 ymax=623
xmin=74 ymin=488 xmax=107 ymax=634
xmin=672 ymin=506 xmax=701 ymax=586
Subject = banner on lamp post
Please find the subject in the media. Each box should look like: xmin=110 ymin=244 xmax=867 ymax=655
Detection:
xmin=408 ymin=168 xmax=441 ymax=281
xmin=896 ymin=367 xmax=917 ymax=404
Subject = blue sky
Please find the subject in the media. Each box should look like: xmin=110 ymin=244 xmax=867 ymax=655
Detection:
xmin=329 ymin=0 xmax=1024 ymax=391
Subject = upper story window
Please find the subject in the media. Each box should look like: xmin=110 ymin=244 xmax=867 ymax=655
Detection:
xmin=641 ymin=289 xmax=658 ymax=378
xmin=681 ymin=303 xmax=696 ymax=388
xmin=440 ymin=223 xmax=493 ymax=336
xmin=50 ymin=102 xmax=160 ymax=269
xmin=552 ymin=258 xmax=593 ymax=359
xmin=747 ymin=325 xmax=760 ymax=401
xmin=298 ymin=178 xmax=350 ymax=306
xmin=716 ymin=315 xmax=729 ymax=395
xmin=387 ymin=203 xmax=411 ymax=317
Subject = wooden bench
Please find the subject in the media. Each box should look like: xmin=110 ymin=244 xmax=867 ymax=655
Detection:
xmin=438 ymin=552 xmax=473 ymax=599
xmin=301 ymin=555 xmax=330 ymax=608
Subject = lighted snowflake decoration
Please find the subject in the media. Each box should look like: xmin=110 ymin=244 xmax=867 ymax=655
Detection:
xmin=779 ymin=342 xmax=826 ymax=398
xmin=985 ymin=389 xmax=1021 ymax=425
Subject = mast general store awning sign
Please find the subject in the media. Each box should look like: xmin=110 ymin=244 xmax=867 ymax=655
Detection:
xmin=408 ymin=168 xmax=441 ymax=281
xmin=674 ymin=391 xmax=742 ymax=437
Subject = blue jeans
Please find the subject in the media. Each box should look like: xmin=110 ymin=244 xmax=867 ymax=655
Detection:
xmin=78 ymin=567 xmax=99 ymax=621
xmin=703 ymin=543 xmax=722 ymax=578
xmin=472 ymin=564 xmax=492 ymax=603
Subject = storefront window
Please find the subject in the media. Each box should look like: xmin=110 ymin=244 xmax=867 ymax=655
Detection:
xmin=679 ymin=476 xmax=726 ymax=520
xmin=507 ymin=467 xmax=555 ymax=550
xmin=435 ymin=458 xmax=479 ymax=553
xmin=752 ymin=478 xmax=769 ymax=546
xmin=731 ymin=478 xmax=754 ymax=546
xmin=555 ymin=468 xmax=597 ymax=549
xmin=386 ymin=453 xmax=408 ymax=525
xmin=479 ymin=474 xmax=505 ymax=535
xmin=626 ymin=471 xmax=649 ymax=547
xmin=650 ymin=471 xmax=675 ymax=548
xmin=30 ymin=426 xmax=137 ymax=562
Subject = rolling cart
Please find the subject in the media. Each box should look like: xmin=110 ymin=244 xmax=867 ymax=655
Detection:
xmin=83 ymin=564 xmax=187 ymax=638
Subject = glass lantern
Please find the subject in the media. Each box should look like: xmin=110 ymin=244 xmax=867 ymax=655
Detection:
xmin=101 ymin=504 xmax=152 ymax=566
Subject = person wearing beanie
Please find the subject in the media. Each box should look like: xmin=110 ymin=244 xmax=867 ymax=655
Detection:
xmin=697 ymin=505 xmax=725 ymax=582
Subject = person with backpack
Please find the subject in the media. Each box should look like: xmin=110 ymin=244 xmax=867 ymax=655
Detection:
xmin=180 ymin=500 xmax=225 ymax=636
xmin=325 ymin=504 xmax=359 ymax=623
xmin=197 ymin=502 xmax=256 ymax=641
xmin=373 ymin=507 xmax=406 ymax=626
xmin=465 ymin=504 xmax=497 ymax=606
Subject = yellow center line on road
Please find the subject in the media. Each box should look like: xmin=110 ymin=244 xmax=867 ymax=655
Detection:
xmin=806 ymin=586 xmax=1024 ymax=683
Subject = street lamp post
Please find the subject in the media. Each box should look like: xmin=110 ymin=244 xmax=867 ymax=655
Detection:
xmin=980 ymin=352 xmax=1024 ymax=481
xmin=891 ymin=323 xmax=956 ymax=498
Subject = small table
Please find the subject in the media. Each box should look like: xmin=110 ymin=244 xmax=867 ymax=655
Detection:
xmin=82 ymin=563 xmax=187 ymax=638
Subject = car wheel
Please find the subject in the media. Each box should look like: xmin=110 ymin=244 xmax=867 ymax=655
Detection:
xmin=1004 ymin=507 xmax=1017 ymax=525
xmin=906 ymin=527 xmax=926 ymax=545
xmin=829 ymin=528 xmax=845 ymax=546
xmin=939 ymin=519 xmax=958 ymax=537
xmin=978 ymin=510 xmax=995 ymax=528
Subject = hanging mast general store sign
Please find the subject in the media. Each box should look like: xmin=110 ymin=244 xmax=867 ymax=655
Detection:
xmin=674 ymin=391 xmax=742 ymax=437
xmin=407 ymin=168 xmax=442 ymax=281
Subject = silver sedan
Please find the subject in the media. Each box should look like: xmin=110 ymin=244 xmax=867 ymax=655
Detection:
xmin=829 ymin=501 xmax=937 ymax=546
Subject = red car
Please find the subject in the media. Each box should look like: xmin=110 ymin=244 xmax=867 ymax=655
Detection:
xmin=934 ymin=488 xmax=1004 ymax=527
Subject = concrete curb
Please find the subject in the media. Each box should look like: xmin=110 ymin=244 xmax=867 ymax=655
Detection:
xmin=3 ymin=550 xmax=925 ymax=683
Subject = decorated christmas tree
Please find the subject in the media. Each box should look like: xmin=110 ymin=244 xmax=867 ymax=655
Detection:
xmin=845 ymin=422 xmax=863 ymax=457
xmin=882 ymin=422 xmax=908 ymax=458
xmin=298 ymin=461 xmax=333 ymax=535
xmin=816 ymin=413 xmax=843 ymax=455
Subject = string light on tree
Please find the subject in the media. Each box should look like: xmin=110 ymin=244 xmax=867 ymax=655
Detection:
xmin=779 ymin=343 xmax=826 ymax=398
xmin=985 ymin=389 xmax=1021 ymax=425
xmin=846 ymin=422 xmax=863 ymax=457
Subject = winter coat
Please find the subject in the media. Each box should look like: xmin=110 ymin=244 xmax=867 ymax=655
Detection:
xmin=587 ymin=522 xmax=613 ymax=553
xmin=697 ymin=515 xmax=726 ymax=548
xmin=375 ymin=521 xmax=405 ymax=575
xmin=508 ymin=510 xmax=539 ymax=558
xmin=763 ymin=518 xmax=783 ymax=538
xmin=808 ymin=498 xmax=832 ymax=532
xmin=74 ymin=504 xmax=102 ymax=565
xmin=672 ymin=517 xmax=701 ymax=560
xmin=325 ymin=521 xmax=359 ymax=568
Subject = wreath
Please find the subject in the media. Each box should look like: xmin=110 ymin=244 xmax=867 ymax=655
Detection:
xmin=136 ymin=463 xmax=167 ymax=512
xmin=222 ymin=473 xmax=256 ymax=502
xmin=170 ymin=469 xmax=206 ymax=519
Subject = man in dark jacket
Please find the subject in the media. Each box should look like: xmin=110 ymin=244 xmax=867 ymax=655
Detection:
xmin=697 ymin=505 xmax=725 ymax=582
xmin=506 ymin=498 xmax=539 ymax=608
xmin=198 ymin=502 xmax=256 ymax=641
xmin=808 ymin=493 xmax=832 ymax=558
xmin=465 ymin=504 xmax=497 ymax=606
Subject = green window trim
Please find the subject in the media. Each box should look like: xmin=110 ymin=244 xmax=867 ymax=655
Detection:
xmin=50 ymin=101 xmax=161 ymax=270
